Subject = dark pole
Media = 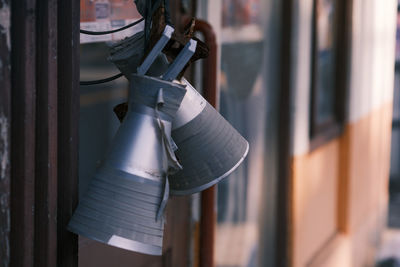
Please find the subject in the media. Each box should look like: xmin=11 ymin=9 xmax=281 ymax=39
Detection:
xmin=0 ymin=0 xmax=11 ymax=265
xmin=57 ymin=0 xmax=80 ymax=266
xmin=34 ymin=0 xmax=59 ymax=266
xmin=10 ymin=0 xmax=37 ymax=265
xmin=190 ymin=19 xmax=218 ymax=267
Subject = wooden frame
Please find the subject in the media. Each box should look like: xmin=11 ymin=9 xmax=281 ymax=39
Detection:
xmin=0 ymin=0 xmax=11 ymax=265
xmin=306 ymin=0 xmax=353 ymax=264
xmin=9 ymin=0 xmax=80 ymax=266
xmin=276 ymin=0 xmax=295 ymax=265
xmin=57 ymin=1 xmax=80 ymax=266
xmin=10 ymin=1 xmax=39 ymax=265
xmin=309 ymin=0 xmax=349 ymax=150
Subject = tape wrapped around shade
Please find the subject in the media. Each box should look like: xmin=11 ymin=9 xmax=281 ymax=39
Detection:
xmin=130 ymin=75 xmax=186 ymax=119
xmin=68 ymin=167 xmax=166 ymax=255
xmin=68 ymin=74 xmax=186 ymax=255
xmin=170 ymin=80 xmax=249 ymax=195
xmin=108 ymin=36 xmax=249 ymax=195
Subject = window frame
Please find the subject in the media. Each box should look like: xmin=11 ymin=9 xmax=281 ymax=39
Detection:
xmin=309 ymin=0 xmax=349 ymax=150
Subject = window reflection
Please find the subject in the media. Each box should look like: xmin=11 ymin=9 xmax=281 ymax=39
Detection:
xmin=314 ymin=0 xmax=337 ymax=124
xmin=216 ymin=3 xmax=266 ymax=263
xmin=79 ymin=42 xmax=128 ymax=198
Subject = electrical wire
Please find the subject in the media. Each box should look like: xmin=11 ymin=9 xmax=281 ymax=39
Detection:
xmin=80 ymin=18 xmax=144 ymax=35
xmin=80 ymin=72 xmax=124 ymax=86
xmin=79 ymin=18 xmax=143 ymax=85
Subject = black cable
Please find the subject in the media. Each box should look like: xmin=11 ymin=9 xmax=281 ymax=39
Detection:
xmin=80 ymin=72 xmax=124 ymax=85
xmin=80 ymin=18 xmax=144 ymax=35
xmin=144 ymin=1 xmax=153 ymax=46
xmin=164 ymin=0 xmax=172 ymax=25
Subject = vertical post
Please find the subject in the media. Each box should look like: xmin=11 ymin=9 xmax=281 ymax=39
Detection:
xmin=275 ymin=0 xmax=294 ymax=265
xmin=8 ymin=1 xmax=79 ymax=266
xmin=192 ymin=20 xmax=218 ymax=267
xmin=10 ymin=0 xmax=37 ymax=266
xmin=57 ymin=0 xmax=80 ymax=266
xmin=34 ymin=0 xmax=59 ymax=266
xmin=0 ymin=1 xmax=11 ymax=266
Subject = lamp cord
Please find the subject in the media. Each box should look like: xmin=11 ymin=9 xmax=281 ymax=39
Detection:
xmin=80 ymin=72 xmax=123 ymax=86
xmin=79 ymin=0 xmax=171 ymax=85
xmin=80 ymin=18 xmax=144 ymax=35
xmin=79 ymin=18 xmax=144 ymax=85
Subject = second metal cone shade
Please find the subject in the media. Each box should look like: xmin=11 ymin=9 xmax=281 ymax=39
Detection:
xmin=68 ymin=75 xmax=187 ymax=255
xmin=169 ymin=79 xmax=249 ymax=195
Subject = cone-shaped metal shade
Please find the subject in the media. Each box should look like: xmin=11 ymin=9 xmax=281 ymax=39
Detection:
xmin=68 ymin=75 xmax=186 ymax=255
xmin=169 ymin=79 xmax=249 ymax=195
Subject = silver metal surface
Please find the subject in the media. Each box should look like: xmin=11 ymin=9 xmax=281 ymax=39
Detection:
xmin=68 ymin=74 xmax=186 ymax=255
xmin=129 ymin=75 xmax=187 ymax=119
xmin=171 ymin=143 xmax=249 ymax=195
xmin=108 ymin=235 xmax=162 ymax=256
xmin=173 ymin=78 xmax=207 ymax=129
xmin=137 ymin=25 xmax=174 ymax=75
xmin=170 ymin=91 xmax=250 ymax=195
xmin=162 ymin=39 xmax=197 ymax=81
xmin=109 ymin=25 xmax=174 ymax=79
xmin=104 ymin=110 xmax=169 ymax=181
xmin=109 ymin=32 xmax=250 ymax=196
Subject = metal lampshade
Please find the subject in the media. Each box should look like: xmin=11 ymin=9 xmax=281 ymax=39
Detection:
xmin=68 ymin=74 xmax=186 ymax=255
xmin=169 ymin=79 xmax=249 ymax=195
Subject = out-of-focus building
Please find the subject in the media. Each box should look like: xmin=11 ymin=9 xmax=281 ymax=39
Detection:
xmin=206 ymin=0 xmax=397 ymax=266
xmin=288 ymin=0 xmax=395 ymax=265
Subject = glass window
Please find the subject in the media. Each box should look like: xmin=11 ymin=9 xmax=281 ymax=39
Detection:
xmin=310 ymin=0 xmax=346 ymax=145
xmin=315 ymin=0 xmax=336 ymax=124
xmin=216 ymin=1 xmax=265 ymax=266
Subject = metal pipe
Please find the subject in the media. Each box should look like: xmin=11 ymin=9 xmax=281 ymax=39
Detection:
xmin=185 ymin=18 xmax=218 ymax=267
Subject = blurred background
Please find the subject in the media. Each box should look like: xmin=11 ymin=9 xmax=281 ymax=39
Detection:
xmin=76 ymin=0 xmax=400 ymax=266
